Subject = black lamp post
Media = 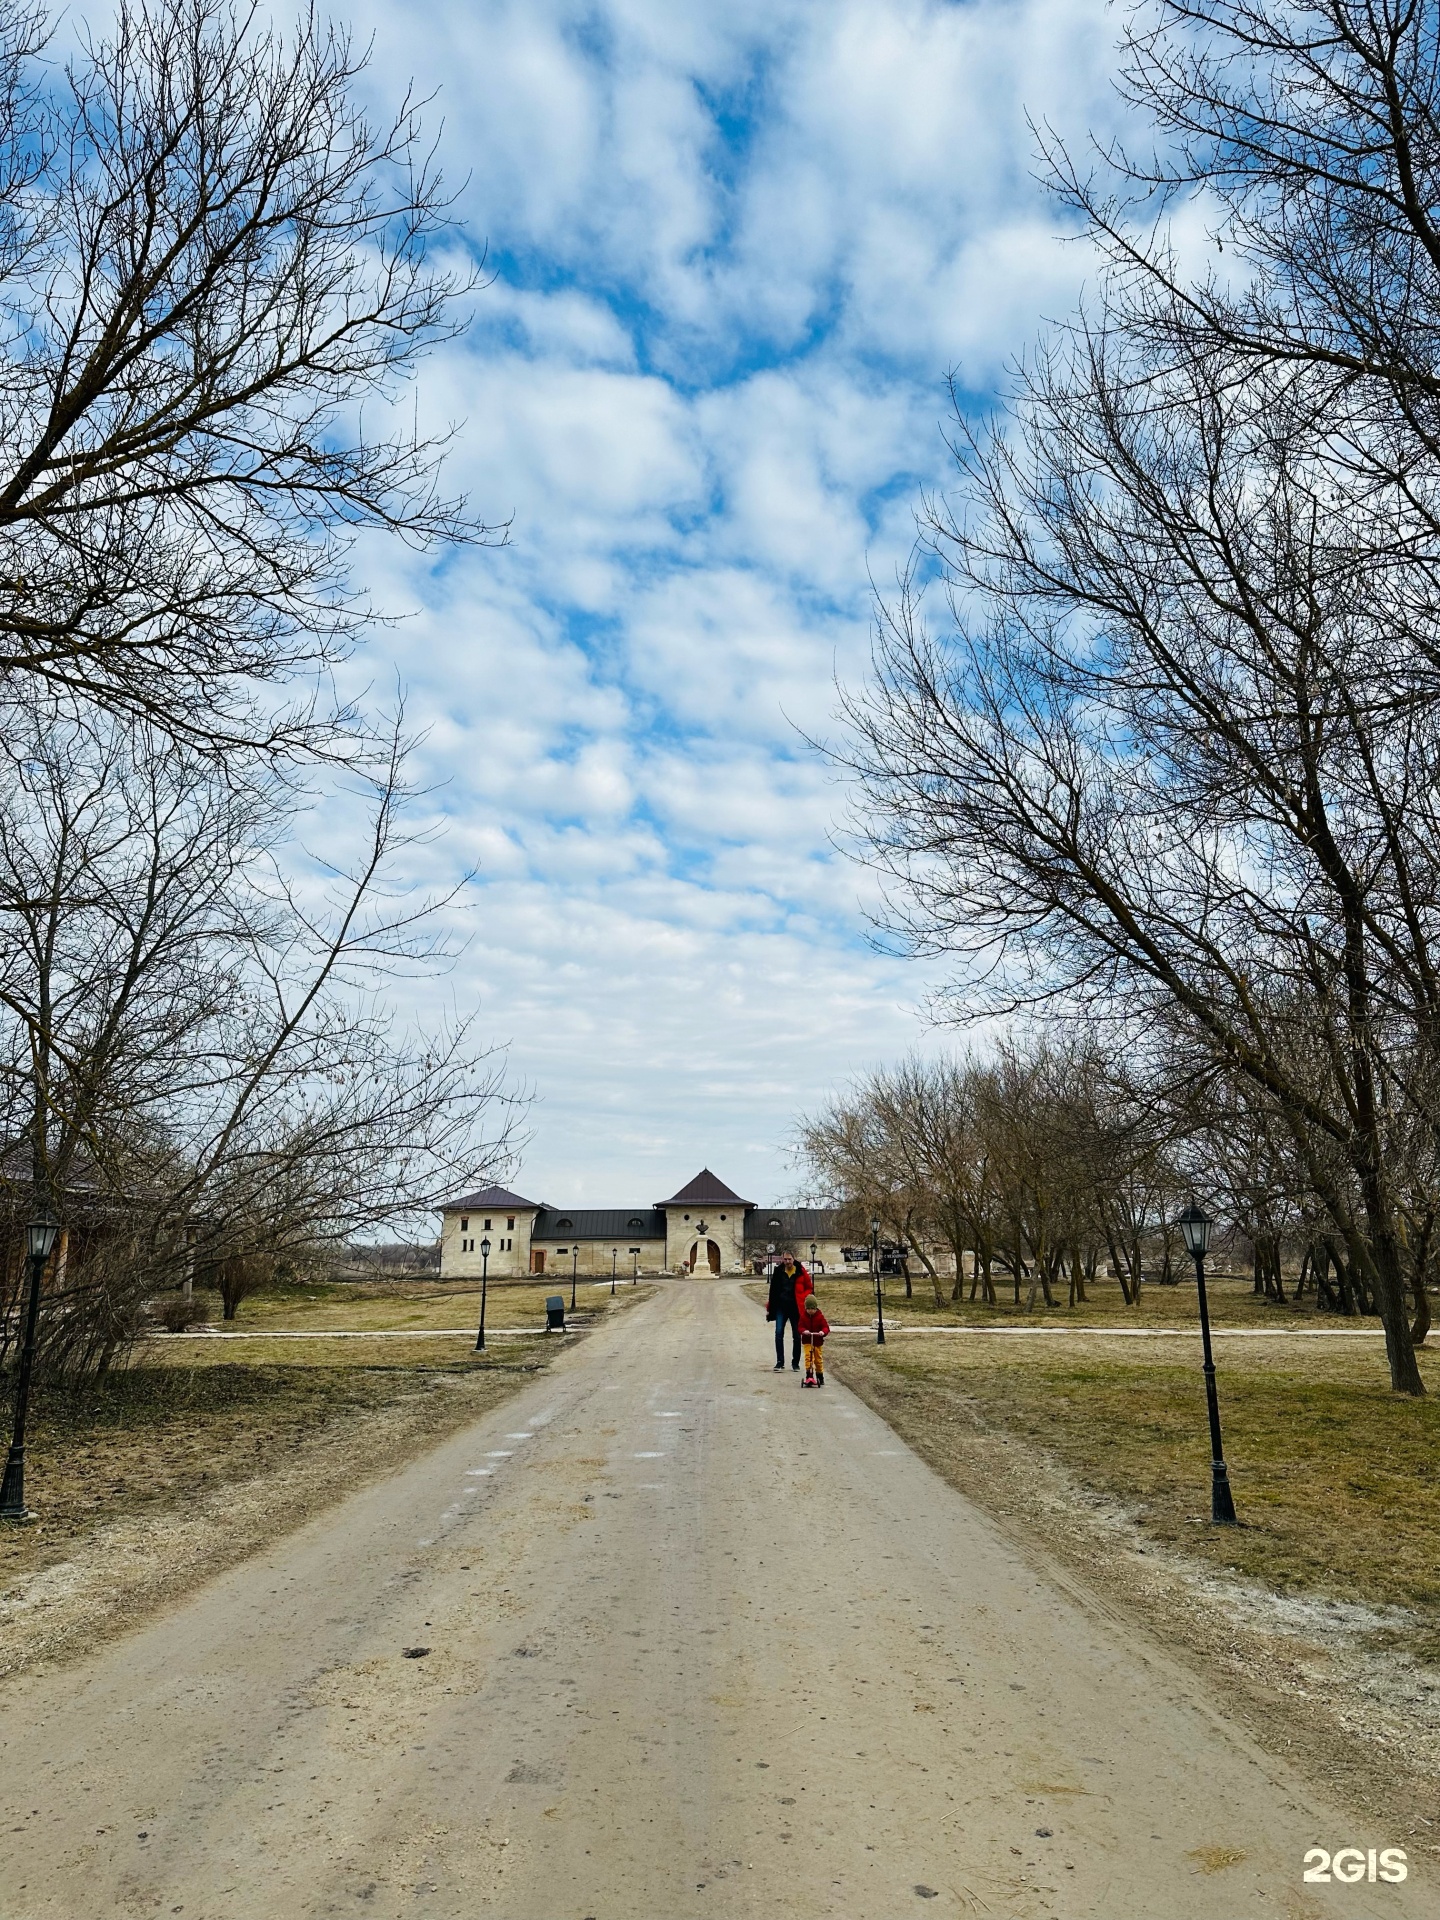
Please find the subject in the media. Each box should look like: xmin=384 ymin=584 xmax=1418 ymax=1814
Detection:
xmin=570 ymin=1244 xmax=579 ymax=1313
xmin=872 ymin=1216 xmax=886 ymax=1346
xmin=610 ymin=1247 xmax=618 ymax=1295
xmin=810 ymin=1239 xmax=817 ymax=1274
xmin=631 ymin=1247 xmax=639 ymax=1284
xmin=1 ymin=1215 xmax=60 ymax=1522
xmin=474 ymin=1235 xmax=491 ymax=1353
xmin=1177 ymin=1202 xmax=1238 ymax=1525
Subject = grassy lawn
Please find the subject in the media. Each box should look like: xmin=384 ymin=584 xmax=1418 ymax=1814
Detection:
xmin=792 ymin=1267 xmax=1366 ymax=1330
xmin=830 ymin=1331 xmax=1440 ymax=1620
xmin=181 ymin=1274 xmax=648 ymax=1337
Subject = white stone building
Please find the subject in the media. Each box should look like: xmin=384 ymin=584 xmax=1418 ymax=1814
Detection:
xmin=437 ymin=1168 xmax=870 ymax=1280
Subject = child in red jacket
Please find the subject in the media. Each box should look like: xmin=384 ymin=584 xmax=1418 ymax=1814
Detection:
xmin=798 ymin=1287 xmax=829 ymax=1387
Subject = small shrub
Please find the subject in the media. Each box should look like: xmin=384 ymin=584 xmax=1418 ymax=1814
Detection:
xmin=155 ymin=1292 xmax=209 ymax=1333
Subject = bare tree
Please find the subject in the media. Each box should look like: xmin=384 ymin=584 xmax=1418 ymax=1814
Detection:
xmin=840 ymin=311 xmax=1440 ymax=1390
xmin=0 ymin=702 xmax=521 ymax=1368
xmin=794 ymin=1080 xmax=941 ymax=1295
xmin=0 ymin=0 xmax=499 ymax=752
xmin=1066 ymin=0 xmax=1440 ymax=434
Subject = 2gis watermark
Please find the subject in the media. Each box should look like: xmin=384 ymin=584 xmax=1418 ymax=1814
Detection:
xmin=1304 ymin=1847 xmax=1408 ymax=1885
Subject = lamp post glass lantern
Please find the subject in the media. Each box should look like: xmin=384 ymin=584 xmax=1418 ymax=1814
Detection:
xmin=871 ymin=1216 xmax=885 ymax=1346
xmin=1177 ymin=1203 xmax=1238 ymax=1525
xmin=1 ymin=1215 xmax=61 ymax=1522
xmin=1178 ymin=1202 xmax=1212 ymax=1260
xmin=474 ymin=1235 xmax=492 ymax=1353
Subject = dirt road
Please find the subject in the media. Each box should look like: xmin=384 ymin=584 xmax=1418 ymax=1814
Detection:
xmin=0 ymin=1281 xmax=1424 ymax=1918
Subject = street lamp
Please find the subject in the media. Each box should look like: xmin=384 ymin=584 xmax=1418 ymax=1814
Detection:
xmin=871 ymin=1216 xmax=886 ymax=1347
xmin=810 ymin=1239 xmax=817 ymax=1274
xmin=1 ymin=1216 xmax=61 ymax=1522
xmin=474 ymin=1235 xmax=491 ymax=1353
xmin=571 ymin=1244 xmax=579 ymax=1313
xmin=610 ymin=1247 xmax=618 ymax=1295
xmin=1177 ymin=1202 xmax=1238 ymax=1525
xmin=631 ymin=1247 xmax=639 ymax=1284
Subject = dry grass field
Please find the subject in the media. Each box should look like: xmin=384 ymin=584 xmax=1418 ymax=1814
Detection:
xmin=187 ymin=1272 xmax=641 ymax=1338
xmin=803 ymin=1264 xmax=1360 ymax=1329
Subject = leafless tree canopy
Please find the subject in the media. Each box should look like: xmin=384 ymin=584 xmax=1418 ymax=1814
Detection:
xmin=0 ymin=0 xmax=498 ymax=753
xmin=0 ymin=4 xmax=519 ymax=1383
xmin=839 ymin=0 xmax=1440 ymax=1395
xmin=0 ymin=703 xmax=523 ymax=1369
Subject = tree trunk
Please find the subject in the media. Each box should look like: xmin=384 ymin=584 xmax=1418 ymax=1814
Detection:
xmin=1411 ymin=1270 xmax=1431 ymax=1349
xmin=1071 ymin=1240 xmax=1087 ymax=1305
xmin=1012 ymin=1217 xmax=1024 ymax=1305
xmin=1353 ymin=1229 xmax=1425 ymax=1395
xmin=1103 ymin=1224 xmax=1134 ymax=1306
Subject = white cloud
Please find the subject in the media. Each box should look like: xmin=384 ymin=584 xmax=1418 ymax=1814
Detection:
xmin=321 ymin=0 xmax=1123 ymax=1205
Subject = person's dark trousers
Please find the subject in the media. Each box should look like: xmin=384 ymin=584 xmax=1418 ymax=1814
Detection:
xmin=774 ymin=1309 xmax=801 ymax=1369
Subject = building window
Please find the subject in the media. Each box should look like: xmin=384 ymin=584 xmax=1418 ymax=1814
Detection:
xmin=719 ymin=1213 xmax=726 ymax=1221
xmin=484 ymin=1217 xmax=492 ymax=1230
xmin=558 ymin=1247 xmax=568 ymax=1256
xmin=460 ymin=1217 xmax=469 ymax=1231
xmin=507 ymin=1216 xmax=515 ymax=1230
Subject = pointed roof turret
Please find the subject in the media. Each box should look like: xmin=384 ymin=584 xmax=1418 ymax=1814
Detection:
xmin=655 ymin=1168 xmax=754 ymax=1209
xmin=440 ymin=1184 xmax=539 ymax=1213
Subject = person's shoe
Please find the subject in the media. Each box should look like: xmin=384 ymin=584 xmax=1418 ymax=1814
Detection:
xmin=816 ymin=1374 xmax=825 ymax=1387
xmin=791 ymin=1361 xmax=801 ymax=1370
xmin=773 ymin=1363 xmax=785 ymax=1372
xmin=802 ymin=1372 xmax=815 ymax=1387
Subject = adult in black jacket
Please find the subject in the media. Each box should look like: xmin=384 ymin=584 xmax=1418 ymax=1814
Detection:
xmin=765 ymin=1253 xmax=807 ymax=1371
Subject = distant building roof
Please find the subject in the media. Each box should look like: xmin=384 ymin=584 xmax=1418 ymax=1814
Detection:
xmin=440 ymin=1185 xmax=539 ymax=1214
xmin=655 ymin=1168 xmax=754 ymax=1208
xmin=532 ymin=1208 xmax=667 ymax=1242
xmin=744 ymin=1208 xmax=844 ymax=1243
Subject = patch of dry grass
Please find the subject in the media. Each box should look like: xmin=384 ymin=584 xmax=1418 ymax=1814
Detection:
xmin=183 ymin=1274 xmax=651 ymax=1335
xmin=786 ymin=1268 xmax=1365 ymax=1330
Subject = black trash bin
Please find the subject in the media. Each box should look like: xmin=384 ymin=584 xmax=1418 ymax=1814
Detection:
xmin=545 ymin=1294 xmax=566 ymax=1331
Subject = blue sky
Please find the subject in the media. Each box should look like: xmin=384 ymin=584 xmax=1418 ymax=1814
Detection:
xmin=337 ymin=0 xmax=1120 ymax=1206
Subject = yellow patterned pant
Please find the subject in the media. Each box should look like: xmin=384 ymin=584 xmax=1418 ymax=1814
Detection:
xmin=802 ymin=1334 xmax=825 ymax=1379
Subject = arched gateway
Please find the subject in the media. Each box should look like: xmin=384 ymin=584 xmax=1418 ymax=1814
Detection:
xmin=688 ymin=1239 xmax=721 ymax=1275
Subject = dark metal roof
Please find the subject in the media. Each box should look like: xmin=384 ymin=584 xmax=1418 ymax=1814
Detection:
xmin=532 ymin=1208 xmax=667 ymax=1242
xmin=441 ymin=1185 xmax=539 ymax=1214
xmin=744 ymin=1208 xmax=843 ymax=1243
xmin=655 ymin=1168 xmax=754 ymax=1208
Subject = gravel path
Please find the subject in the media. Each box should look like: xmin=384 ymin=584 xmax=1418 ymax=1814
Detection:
xmin=0 ymin=1280 xmax=1422 ymax=1917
